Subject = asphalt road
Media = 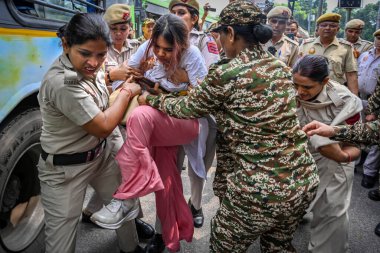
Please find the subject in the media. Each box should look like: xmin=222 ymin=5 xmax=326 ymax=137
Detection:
xmin=76 ymin=165 xmax=380 ymax=253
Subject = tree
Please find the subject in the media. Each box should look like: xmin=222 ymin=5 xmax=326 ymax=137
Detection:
xmin=333 ymin=2 xmax=379 ymax=41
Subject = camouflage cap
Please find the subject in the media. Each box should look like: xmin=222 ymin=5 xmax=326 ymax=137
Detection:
xmin=374 ymin=29 xmax=380 ymax=37
xmin=206 ymin=21 xmax=218 ymax=33
xmin=169 ymin=0 xmax=200 ymax=12
xmin=142 ymin=18 xmax=155 ymax=26
xmin=316 ymin=13 xmax=341 ymax=24
xmin=103 ymin=4 xmax=131 ymax=25
xmin=212 ymin=0 xmax=265 ymax=31
xmin=267 ymin=6 xmax=292 ymax=20
xmin=345 ymin=19 xmax=364 ymax=30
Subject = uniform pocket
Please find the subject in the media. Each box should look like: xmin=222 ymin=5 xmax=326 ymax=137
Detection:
xmin=330 ymin=57 xmax=344 ymax=79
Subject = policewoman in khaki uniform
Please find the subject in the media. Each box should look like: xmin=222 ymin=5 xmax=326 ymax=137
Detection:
xmin=344 ymin=19 xmax=373 ymax=58
xmin=262 ymin=6 xmax=299 ymax=67
xmin=300 ymin=13 xmax=358 ymax=95
xmin=37 ymin=13 xmax=142 ymax=253
xmin=294 ymin=55 xmax=362 ymax=253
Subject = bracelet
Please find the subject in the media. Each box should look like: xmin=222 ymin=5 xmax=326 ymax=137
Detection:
xmin=106 ymin=70 xmax=113 ymax=83
xmin=120 ymin=87 xmax=132 ymax=97
xmin=343 ymin=151 xmax=352 ymax=163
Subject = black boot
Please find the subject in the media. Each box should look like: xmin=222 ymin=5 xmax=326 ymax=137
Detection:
xmin=368 ymin=189 xmax=380 ymax=201
xmin=135 ymin=218 xmax=155 ymax=241
xmin=361 ymin=174 xmax=376 ymax=188
xmin=188 ymin=199 xmax=204 ymax=228
xmin=144 ymin=233 xmax=165 ymax=253
xmin=375 ymin=223 xmax=380 ymax=237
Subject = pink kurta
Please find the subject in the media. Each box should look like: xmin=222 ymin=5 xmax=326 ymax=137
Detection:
xmin=114 ymin=106 xmax=199 ymax=252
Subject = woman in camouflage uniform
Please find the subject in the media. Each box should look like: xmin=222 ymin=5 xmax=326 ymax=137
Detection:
xmin=139 ymin=1 xmax=319 ymax=252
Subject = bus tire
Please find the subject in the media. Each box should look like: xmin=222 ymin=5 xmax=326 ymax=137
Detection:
xmin=0 ymin=108 xmax=45 ymax=252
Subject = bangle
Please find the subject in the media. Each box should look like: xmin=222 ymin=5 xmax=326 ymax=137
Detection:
xmin=120 ymin=87 xmax=132 ymax=97
xmin=343 ymin=151 xmax=352 ymax=163
xmin=106 ymin=70 xmax=113 ymax=83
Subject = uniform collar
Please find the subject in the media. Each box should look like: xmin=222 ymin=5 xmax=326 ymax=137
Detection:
xmin=190 ymin=28 xmax=204 ymax=36
xmin=315 ymin=36 xmax=340 ymax=47
xmin=59 ymin=53 xmax=85 ymax=83
xmin=271 ymin=34 xmax=286 ymax=45
xmin=238 ymin=45 xmax=268 ymax=61
xmin=111 ymin=39 xmax=134 ymax=54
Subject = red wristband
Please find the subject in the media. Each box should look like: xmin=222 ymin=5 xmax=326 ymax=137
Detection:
xmin=343 ymin=151 xmax=351 ymax=163
xmin=120 ymin=87 xmax=132 ymax=97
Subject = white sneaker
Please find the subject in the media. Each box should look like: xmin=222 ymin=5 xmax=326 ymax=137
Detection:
xmin=90 ymin=198 xmax=139 ymax=229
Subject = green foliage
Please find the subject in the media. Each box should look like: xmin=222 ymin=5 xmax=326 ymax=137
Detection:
xmin=333 ymin=2 xmax=379 ymax=41
xmin=275 ymin=0 xmax=327 ymax=35
xmin=274 ymin=0 xmax=378 ymax=40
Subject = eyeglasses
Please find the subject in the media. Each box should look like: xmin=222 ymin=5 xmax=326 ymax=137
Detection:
xmin=269 ymin=18 xmax=287 ymax=25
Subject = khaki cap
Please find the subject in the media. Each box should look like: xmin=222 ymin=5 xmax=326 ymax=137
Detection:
xmin=169 ymin=0 xmax=200 ymax=12
xmin=316 ymin=13 xmax=341 ymax=24
xmin=345 ymin=19 xmax=365 ymax=30
xmin=142 ymin=18 xmax=155 ymax=26
xmin=267 ymin=6 xmax=292 ymax=19
xmin=104 ymin=4 xmax=131 ymax=25
xmin=374 ymin=29 xmax=380 ymax=37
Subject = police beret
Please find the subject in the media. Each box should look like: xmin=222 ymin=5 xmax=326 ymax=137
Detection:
xmin=374 ymin=29 xmax=380 ymax=37
xmin=169 ymin=0 xmax=200 ymax=12
xmin=316 ymin=13 xmax=341 ymax=24
xmin=142 ymin=18 xmax=155 ymax=27
xmin=104 ymin=4 xmax=131 ymax=25
xmin=267 ymin=6 xmax=292 ymax=19
xmin=212 ymin=0 xmax=265 ymax=31
xmin=345 ymin=19 xmax=364 ymax=30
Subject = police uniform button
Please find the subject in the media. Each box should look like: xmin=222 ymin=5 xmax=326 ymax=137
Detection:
xmin=309 ymin=47 xmax=315 ymax=54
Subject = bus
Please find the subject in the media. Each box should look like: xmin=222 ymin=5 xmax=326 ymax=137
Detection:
xmin=0 ymin=0 xmax=219 ymax=251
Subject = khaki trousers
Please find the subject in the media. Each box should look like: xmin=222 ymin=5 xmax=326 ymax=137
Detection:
xmin=308 ymin=158 xmax=354 ymax=253
xmin=38 ymin=143 xmax=138 ymax=253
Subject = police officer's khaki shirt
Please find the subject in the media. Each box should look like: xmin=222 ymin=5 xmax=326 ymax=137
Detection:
xmin=38 ymin=53 xmax=109 ymax=154
xmin=297 ymin=80 xmax=362 ymax=152
xmin=351 ymin=37 xmax=373 ymax=55
xmin=262 ymin=34 xmax=299 ymax=67
xmin=105 ymin=39 xmax=140 ymax=70
xmin=300 ymin=37 xmax=357 ymax=85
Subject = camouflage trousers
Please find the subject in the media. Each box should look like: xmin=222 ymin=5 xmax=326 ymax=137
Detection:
xmin=210 ymin=185 xmax=317 ymax=253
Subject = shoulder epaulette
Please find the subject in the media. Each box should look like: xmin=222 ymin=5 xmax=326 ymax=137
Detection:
xmin=284 ymin=36 xmax=299 ymax=46
xmin=302 ymin=38 xmax=315 ymax=44
xmin=338 ymin=38 xmax=353 ymax=46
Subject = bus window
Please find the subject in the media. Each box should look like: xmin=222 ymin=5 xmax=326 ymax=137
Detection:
xmin=12 ymin=0 xmax=102 ymax=22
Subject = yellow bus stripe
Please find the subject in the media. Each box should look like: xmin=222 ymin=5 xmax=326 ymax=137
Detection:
xmin=0 ymin=27 xmax=56 ymax=37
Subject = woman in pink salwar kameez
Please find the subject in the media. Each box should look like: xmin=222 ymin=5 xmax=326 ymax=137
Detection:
xmin=91 ymin=14 xmax=208 ymax=252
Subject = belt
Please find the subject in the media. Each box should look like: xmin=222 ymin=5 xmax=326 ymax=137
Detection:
xmin=41 ymin=139 xmax=106 ymax=166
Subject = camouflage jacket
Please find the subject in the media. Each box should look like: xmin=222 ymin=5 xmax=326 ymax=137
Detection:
xmin=366 ymin=79 xmax=380 ymax=116
xmin=147 ymin=46 xmax=318 ymax=201
xmin=334 ymin=78 xmax=380 ymax=145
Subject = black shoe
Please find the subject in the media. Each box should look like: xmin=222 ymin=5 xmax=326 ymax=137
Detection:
xmin=188 ymin=199 xmax=204 ymax=228
xmin=144 ymin=234 xmax=165 ymax=253
xmin=375 ymin=223 xmax=380 ymax=237
xmin=121 ymin=245 xmax=144 ymax=253
xmin=136 ymin=218 xmax=155 ymax=241
xmin=361 ymin=174 xmax=376 ymax=188
xmin=82 ymin=211 xmax=94 ymax=224
xmin=368 ymin=189 xmax=380 ymax=201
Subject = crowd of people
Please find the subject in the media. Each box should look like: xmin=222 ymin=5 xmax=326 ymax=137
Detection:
xmin=35 ymin=0 xmax=379 ymax=252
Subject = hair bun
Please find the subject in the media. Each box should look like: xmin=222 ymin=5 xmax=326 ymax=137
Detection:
xmin=253 ymin=24 xmax=273 ymax=44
